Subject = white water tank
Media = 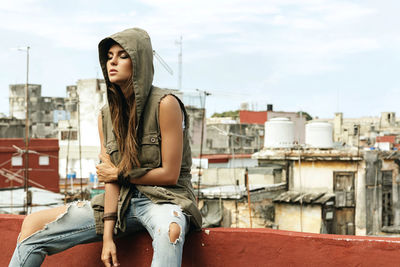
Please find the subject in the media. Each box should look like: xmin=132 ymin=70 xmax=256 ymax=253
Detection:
xmin=264 ymin=118 xmax=294 ymax=148
xmin=305 ymin=122 xmax=333 ymax=148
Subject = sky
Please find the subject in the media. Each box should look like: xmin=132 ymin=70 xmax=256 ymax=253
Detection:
xmin=1 ymin=0 xmax=400 ymax=119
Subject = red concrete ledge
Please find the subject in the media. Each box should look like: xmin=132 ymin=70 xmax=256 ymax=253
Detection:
xmin=2 ymin=214 xmax=400 ymax=266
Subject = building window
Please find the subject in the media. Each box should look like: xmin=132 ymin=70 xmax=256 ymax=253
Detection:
xmin=382 ymin=170 xmax=393 ymax=227
xmin=39 ymin=156 xmax=49 ymax=166
xmin=11 ymin=156 xmax=23 ymax=166
xmin=61 ymin=130 xmax=78 ymax=140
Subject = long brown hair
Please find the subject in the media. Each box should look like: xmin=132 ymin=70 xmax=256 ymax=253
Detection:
xmin=107 ymin=76 xmax=141 ymax=175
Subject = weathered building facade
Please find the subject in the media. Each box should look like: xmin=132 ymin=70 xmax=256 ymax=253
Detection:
xmin=254 ymin=148 xmax=363 ymax=235
xmin=9 ymin=84 xmax=65 ymax=138
xmin=253 ymin=147 xmax=400 ymax=236
xmin=205 ymin=122 xmax=264 ymax=155
xmin=314 ymin=112 xmax=400 ymax=148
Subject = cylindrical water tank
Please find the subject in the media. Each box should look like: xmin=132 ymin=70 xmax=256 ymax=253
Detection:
xmin=264 ymin=118 xmax=294 ymax=148
xmin=305 ymin=122 xmax=333 ymax=148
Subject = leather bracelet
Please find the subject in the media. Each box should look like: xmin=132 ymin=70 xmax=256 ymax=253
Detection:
xmin=102 ymin=212 xmax=117 ymax=222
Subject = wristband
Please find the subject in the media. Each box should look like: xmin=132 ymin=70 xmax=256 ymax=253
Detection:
xmin=102 ymin=212 xmax=117 ymax=222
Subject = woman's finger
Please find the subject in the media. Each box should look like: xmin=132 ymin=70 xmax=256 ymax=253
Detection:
xmin=100 ymin=152 xmax=112 ymax=164
xmin=111 ymin=251 xmax=120 ymax=266
xmin=102 ymin=255 xmax=111 ymax=267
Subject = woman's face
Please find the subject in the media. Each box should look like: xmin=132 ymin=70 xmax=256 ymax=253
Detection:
xmin=107 ymin=44 xmax=133 ymax=88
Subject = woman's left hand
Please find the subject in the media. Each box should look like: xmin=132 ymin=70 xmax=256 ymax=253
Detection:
xmin=96 ymin=152 xmax=118 ymax=183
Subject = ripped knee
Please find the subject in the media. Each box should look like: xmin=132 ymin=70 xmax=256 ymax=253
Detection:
xmin=18 ymin=205 xmax=69 ymax=243
xmin=169 ymin=222 xmax=181 ymax=244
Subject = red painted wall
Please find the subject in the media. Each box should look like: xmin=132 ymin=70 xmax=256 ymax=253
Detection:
xmin=3 ymin=214 xmax=400 ymax=266
xmin=0 ymin=138 xmax=59 ymax=192
xmin=239 ymin=110 xmax=267 ymax=125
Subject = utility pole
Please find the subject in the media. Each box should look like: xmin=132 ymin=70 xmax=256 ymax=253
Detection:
xmin=196 ymin=89 xmax=211 ymax=204
xmin=77 ymin=92 xmax=83 ymax=200
xmin=19 ymin=46 xmax=30 ymax=215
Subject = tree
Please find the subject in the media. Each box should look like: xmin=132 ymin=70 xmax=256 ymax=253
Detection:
xmin=211 ymin=110 xmax=239 ymax=118
xmin=297 ymin=111 xmax=312 ymax=121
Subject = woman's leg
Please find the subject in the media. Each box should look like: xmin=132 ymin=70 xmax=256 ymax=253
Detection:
xmin=133 ymin=197 xmax=189 ymax=267
xmin=9 ymin=201 xmax=101 ymax=267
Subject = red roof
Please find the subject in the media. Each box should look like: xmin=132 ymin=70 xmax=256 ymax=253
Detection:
xmin=376 ymin=136 xmax=396 ymax=144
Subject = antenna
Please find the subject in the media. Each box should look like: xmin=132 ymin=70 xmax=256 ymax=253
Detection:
xmin=153 ymin=50 xmax=173 ymax=75
xmin=175 ymin=36 xmax=183 ymax=90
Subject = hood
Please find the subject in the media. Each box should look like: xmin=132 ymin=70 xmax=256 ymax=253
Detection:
xmin=98 ymin=27 xmax=154 ymax=126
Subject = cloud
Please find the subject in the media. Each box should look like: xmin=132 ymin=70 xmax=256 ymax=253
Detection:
xmin=0 ymin=0 xmax=397 ymax=119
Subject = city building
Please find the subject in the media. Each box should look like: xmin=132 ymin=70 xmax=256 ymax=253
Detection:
xmin=0 ymin=138 xmax=59 ymax=192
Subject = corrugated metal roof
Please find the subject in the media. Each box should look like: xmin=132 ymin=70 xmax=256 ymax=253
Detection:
xmin=200 ymin=183 xmax=286 ymax=200
xmin=274 ymin=191 xmax=334 ymax=205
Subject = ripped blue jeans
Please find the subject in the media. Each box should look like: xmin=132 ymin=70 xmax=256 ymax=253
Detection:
xmin=9 ymin=193 xmax=189 ymax=267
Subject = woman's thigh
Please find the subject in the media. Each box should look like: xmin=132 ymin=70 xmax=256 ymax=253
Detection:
xmin=18 ymin=200 xmax=100 ymax=254
xmin=10 ymin=201 xmax=101 ymax=266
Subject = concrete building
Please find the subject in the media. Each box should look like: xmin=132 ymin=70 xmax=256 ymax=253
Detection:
xmin=205 ymin=122 xmax=264 ymax=155
xmin=9 ymin=84 xmax=65 ymax=138
xmin=199 ymin=183 xmax=286 ymax=228
xmin=315 ymin=112 xmax=400 ymax=148
xmin=58 ymin=79 xmax=107 ymax=183
xmin=254 ymin=148 xmax=363 ymax=235
xmin=252 ymin=114 xmax=400 ymax=236
xmin=185 ymin=106 xmax=206 ymax=157
xmin=0 ymin=117 xmax=24 ymax=138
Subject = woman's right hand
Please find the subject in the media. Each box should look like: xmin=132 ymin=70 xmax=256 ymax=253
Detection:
xmin=101 ymin=238 xmax=120 ymax=267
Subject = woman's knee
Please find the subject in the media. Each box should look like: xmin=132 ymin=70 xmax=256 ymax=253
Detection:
xmin=19 ymin=205 xmax=68 ymax=242
xmin=169 ymin=222 xmax=181 ymax=244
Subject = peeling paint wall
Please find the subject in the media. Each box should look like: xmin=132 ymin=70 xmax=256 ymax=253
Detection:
xmin=200 ymin=167 xmax=281 ymax=186
xmin=292 ymin=161 xmax=359 ymax=192
xmin=275 ymin=203 xmax=322 ymax=233
xmin=205 ymin=123 xmax=264 ymax=155
xmin=200 ymin=198 xmax=275 ymax=228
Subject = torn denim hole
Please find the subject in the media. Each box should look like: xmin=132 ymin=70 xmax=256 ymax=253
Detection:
xmin=168 ymin=222 xmax=182 ymax=245
xmin=169 ymin=206 xmax=184 ymax=244
xmin=18 ymin=200 xmax=89 ymax=244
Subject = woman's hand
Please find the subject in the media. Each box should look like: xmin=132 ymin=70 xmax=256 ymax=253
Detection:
xmin=101 ymin=238 xmax=120 ymax=267
xmin=96 ymin=152 xmax=118 ymax=183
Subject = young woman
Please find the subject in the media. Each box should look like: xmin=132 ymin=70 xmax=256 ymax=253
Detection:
xmin=9 ymin=27 xmax=202 ymax=267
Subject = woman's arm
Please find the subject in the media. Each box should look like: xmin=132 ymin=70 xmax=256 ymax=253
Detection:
xmin=129 ymin=95 xmax=183 ymax=185
xmin=97 ymin=113 xmax=120 ymax=267
xmin=97 ymin=95 xmax=184 ymax=186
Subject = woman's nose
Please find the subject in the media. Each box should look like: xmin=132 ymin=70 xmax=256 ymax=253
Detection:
xmin=109 ymin=56 xmax=117 ymax=65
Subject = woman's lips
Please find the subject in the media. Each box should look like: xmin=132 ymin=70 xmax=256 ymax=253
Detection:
xmin=109 ymin=70 xmax=118 ymax=75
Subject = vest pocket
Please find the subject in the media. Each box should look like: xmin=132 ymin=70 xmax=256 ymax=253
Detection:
xmin=139 ymin=133 xmax=161 ymax=167
xmin=106 ymin=140 xmax=119 ymax=154
xmin=106 ymin=140 xmax=120 ymax=165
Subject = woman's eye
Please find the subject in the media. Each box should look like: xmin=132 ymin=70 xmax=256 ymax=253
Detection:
xmin=120 ymin=54 xmax=129 ymax=59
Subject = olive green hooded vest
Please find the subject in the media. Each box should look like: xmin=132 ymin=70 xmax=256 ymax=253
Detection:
xmin=91 ymin=28 xmax=202 ymax=234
